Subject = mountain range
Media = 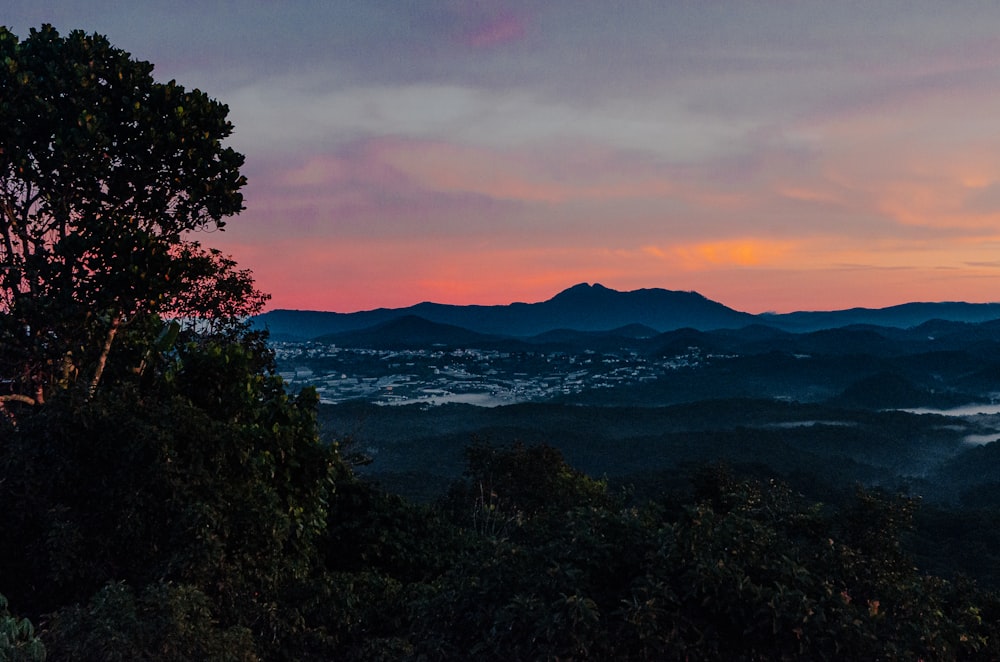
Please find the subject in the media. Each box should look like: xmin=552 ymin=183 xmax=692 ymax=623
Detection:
xmin=252 ymin=282 xmax=1000 ymax=341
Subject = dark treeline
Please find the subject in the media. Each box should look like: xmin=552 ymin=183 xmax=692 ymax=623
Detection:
xmin=5 ymin=382 xmax=1000 ymax=659
xmin=6 ymin=365 xmax=1000 ymax=661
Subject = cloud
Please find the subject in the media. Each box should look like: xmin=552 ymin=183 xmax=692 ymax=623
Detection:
xmin=462 ymin=11 xmax=527 ymax=48
xmin=374 ymin=139 xmax=680 ymax=204
xmin=224 ymin=76 xmax=759 ymax=165
xmin=239 ymin=143 xmax=521 ymax=242
xmin=643 ymin=239 xmax=799 ymax=270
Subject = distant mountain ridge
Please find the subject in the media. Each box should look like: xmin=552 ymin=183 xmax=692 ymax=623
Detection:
xmin=252 ymin=282 xmax=1000 ymax=340
xmin=761 ymin=301 xmax=1000 ymax=332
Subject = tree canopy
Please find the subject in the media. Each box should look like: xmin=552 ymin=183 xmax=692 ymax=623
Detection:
xmin=0 ymin=24 xmax=262 ymax=408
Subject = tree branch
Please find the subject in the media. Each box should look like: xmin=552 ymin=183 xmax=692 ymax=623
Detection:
xmin=0 ymin=394 xmax=36 ymax=405
xmin=0 ymin=393 xmax=35 ymax=427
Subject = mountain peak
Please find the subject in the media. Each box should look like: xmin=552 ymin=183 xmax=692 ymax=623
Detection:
xmin=552 ymin=282 xmax=615 ymax=300
xmin=565 ymin=282 xmax=603 ymax=291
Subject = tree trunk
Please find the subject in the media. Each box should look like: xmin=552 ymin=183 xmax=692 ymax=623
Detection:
xmin=89 ymin=311 xmax=122 ymax=397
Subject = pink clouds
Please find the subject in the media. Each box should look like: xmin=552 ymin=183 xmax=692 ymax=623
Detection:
xmin=462 ymin=11 xmax=527 ymax=49
xmin=445 ymin=2 xmax=529 ymax=50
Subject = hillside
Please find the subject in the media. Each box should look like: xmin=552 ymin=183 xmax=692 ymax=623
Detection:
xmin=254 ymin=283 xmax=754 ymax=339
xmin=253 ymin=282 xmax=1000 ymax=340
xmin=313 ymin=315 xmax=505 ymax=349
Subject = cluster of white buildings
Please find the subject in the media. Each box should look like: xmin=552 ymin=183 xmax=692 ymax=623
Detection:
xmin=273 ymin=340 xmax=733 ymax=407
xmin=273 ymin=342 xmax=726 ymax=406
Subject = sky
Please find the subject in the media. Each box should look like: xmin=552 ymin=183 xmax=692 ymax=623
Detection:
xmin=8 ymin=1 xmax=1000 ymax=313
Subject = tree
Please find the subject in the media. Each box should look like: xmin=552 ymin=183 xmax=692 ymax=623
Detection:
xmin=42 ymin=582 xmax=256 ymax=662
xmin=412 ymin=465 xmax=1000 ymax=660
xmin=0 ymin=332 xmax=347 ymax=659
xmin=0 ymin=24 xmax=360 ymax=660
xmin=0 ymin=24 xmax=257 ymax=408
xmin=441 ymin=441 xmax=613 ymax=539
xmin=0 ymin=592 xmax=44 ymax=662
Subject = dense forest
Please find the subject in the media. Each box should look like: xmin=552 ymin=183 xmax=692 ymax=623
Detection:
xmin=7 ymin=381 xmax=1000 ymax=660
xmin=3 ymin=25 xmax=1000 ymax=660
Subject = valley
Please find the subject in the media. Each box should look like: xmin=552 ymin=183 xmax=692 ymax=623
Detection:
xmin=263 ymin=284 xmax=1000 ymax=589
xmin=271 ymin=307 xmax=1000 ymax=515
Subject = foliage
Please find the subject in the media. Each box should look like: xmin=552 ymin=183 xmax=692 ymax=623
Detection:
xmin=0 ymin=24 xmax=260 ymax=406
xmin=0 ymin=593 xmax=44 ymax=662
xmin=912 ymin=501 xmax=1000 ymax=589
xmin=411 ymin=461 xmax=1000 ymax=660
xmin=6 ymin=380 xmax=1000 ymax=659
xmin=0 ymin=332 xmax=346 ymax=659
xmin=441 ymin=441 xmax=615 ymax=539
xmin=43 ymin=582 xmax=255 ymax=662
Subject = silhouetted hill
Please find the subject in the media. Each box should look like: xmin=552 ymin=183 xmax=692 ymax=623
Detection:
xmin=650 ymin=328 xmax=721 ymax=357
xmin=254 ymin=283 xmax=755 ymax=339
xmin=763 ymin=302 xmax=1000 ymax=332
xmin=527 ymin=324 xmax=655 ymax=344
xmin=313 ymin=315 xmax=503 ymax=349
xmin=538 ymin=283 xmax=752 ymax=332
xmin=830 ymin=371 xmax=947 ymax=409
xmin=253 ymin=283 xmax=1000 ymax=340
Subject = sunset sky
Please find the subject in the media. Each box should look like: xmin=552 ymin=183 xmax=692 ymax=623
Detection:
xmin=9 ymin=1 xmax=1000 ymax=313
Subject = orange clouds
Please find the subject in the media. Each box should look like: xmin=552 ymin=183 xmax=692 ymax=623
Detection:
xmin=212 ymin=223 xmax=1000 ymax=316
xmin=799 ymin=90 xmax=1000 ymax=231
xmin=644 ymin=239 xmax=798 ymax=270
xmin=861 ymin=146 xmax=1000 ymax=230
